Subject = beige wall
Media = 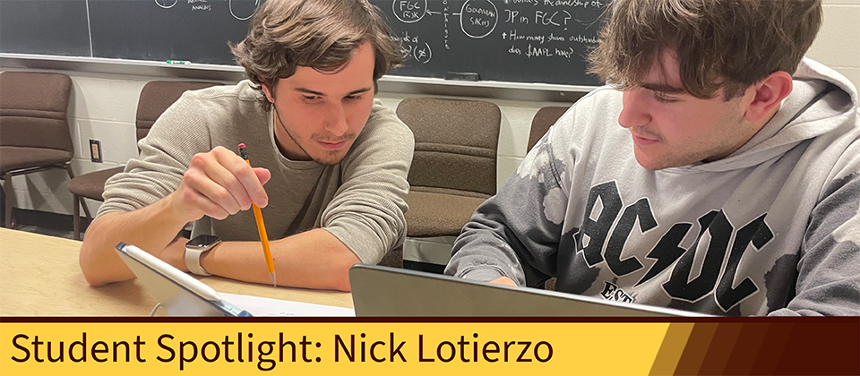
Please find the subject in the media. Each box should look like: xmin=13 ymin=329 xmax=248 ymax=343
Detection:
xmin=806 ymin=0 xmax=860 ymax=88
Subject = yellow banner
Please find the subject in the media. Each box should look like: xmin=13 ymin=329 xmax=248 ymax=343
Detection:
xmin=1 ymin=322 xmax=674 ymax=376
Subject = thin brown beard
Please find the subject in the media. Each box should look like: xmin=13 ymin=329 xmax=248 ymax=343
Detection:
xmin=272 ymin=103 xmax=352 ymax=165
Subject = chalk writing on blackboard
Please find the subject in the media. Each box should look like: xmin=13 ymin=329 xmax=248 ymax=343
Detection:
xmin=387 ymin=0 xmax=604 ymax=64
xmin=390 ymin=0 xmax=502 ymax=65
xmin=154 ymin=0 xmax=178 ymax=9
xmin=153 ymin=0 xmax=261 ymax=20
xmin=376 ymin=0 xmax=608 ymax=85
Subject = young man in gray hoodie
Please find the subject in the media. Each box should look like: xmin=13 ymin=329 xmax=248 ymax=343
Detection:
xmin=446 ymin=0 xmax=860 ymax=315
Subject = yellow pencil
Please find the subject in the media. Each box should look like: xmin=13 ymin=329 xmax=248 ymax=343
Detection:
xmin=238 ymin=143 xmax=277 ymax=287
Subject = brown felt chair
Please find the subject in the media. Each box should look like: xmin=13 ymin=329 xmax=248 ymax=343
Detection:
xmin=528 ymin=106 xmax=568 ymax=151
xmin=527 ymin=106 xmax=568 ymax=290
xmin=395 ymin=97 xmax=502 ymax=239
xmin=376 ymin=245 xmax=403 ymax=269
xmin=0 ymin=72 xmax=86 ymax=229
xmin=67 ymin=80 xmax=218 ymax=240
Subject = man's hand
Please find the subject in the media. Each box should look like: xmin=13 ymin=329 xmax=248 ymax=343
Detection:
xmin=489 ymin=276 xmax=517 ymax=286
xmin=167 ymin=146 xmax=272 ymax=223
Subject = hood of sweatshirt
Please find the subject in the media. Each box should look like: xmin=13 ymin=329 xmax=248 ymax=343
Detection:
xmin=665 ymin=58 xmax=859 ymax=173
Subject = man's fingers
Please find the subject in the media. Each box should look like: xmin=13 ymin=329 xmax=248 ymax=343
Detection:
xmin=180 ymin=147 xmax=269 ymax=217
xmin=213 ymin=147 xmax=269 ymax=208
xmin=210 ymin=148 xmax=261 ymax=210
xmin=186 ymin=151 xmax=244 ymax=214
xmin=252 ymin=168 xmax=271 ymax=207
xmin=254 ymin=167 xmax=272 ymax=185
xmin=178 ymin=184 xmax=230 ymax=220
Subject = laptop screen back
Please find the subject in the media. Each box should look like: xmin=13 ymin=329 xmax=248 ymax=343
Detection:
xmin=349 ymin=265 xmax=702 ymax=317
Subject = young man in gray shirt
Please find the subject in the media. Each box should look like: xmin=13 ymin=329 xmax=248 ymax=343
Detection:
xmin=80 ymin=0 xmax=414 ymax=292
xmin=447 ymin=0 xmax=860 ymax=315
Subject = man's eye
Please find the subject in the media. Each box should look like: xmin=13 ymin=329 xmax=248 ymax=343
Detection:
xmin=653 ymin=94 xmax=677 ymax=104
xmin=303 ymin=95 xmax=321 ymax=102
xmin=344 ymin=95 xmax=362 ymax=101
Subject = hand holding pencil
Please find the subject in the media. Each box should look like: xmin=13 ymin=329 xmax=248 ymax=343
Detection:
xmin=166 ymin=145 xmax=270 ymax=224
xmin=161 ymin=143 xmax=274 ymax=285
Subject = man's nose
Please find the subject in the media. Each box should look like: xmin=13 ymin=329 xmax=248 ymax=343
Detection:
xmin=325 ymin=103 xmax=349 ymax=136
xmin=618 ymin=89 xmax=651 ymax=129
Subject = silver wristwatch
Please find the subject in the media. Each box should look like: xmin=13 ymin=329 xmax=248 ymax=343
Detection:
xmin=185 ymin=235 xmax=221 ymax=276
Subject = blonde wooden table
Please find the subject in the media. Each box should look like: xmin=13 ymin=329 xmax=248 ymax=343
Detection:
xmin=0 ymin=228 xmax=352 ymax=316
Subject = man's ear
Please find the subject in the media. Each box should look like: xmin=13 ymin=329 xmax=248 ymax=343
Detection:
xmin=744 ymin=71 xmax=793 ymax=123
xmin=259 ymin=78 xmax=275 ymax=103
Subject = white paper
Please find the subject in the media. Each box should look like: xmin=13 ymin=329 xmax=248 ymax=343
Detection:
xmin=219 ymin=293 xmax=355 ymax=317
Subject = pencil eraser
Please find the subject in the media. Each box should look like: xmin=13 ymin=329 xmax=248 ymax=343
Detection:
xmin=238 ymin=143 xmax=246 ymax=148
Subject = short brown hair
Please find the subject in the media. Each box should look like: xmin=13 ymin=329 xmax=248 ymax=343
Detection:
xmin=588 ymin=0 xmax=822 ymax=99
xmin=231 ymin=0 xmax=402 ymax=107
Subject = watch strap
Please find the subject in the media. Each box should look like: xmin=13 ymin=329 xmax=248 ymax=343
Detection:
xmin=185 ymin=245 xmax=213 ymax=276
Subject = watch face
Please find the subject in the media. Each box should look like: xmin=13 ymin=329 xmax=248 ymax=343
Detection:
xmin=187 ymin=235 xmax=220 ymax=248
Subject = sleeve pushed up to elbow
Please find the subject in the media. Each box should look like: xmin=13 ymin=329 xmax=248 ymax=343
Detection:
xmin=325 ymin=192 xmax=408 ymax=264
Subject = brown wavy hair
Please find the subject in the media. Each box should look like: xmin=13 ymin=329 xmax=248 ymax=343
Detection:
xmin=231 ymin=0 xmax=402 ymax=108
xmin=588 ymin=0 xmax=822 ymax=100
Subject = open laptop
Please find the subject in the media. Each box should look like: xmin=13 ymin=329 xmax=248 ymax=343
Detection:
xmin=349 ymin=264 xmax=704 ymax=317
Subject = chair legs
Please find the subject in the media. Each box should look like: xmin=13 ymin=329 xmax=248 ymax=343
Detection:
xmin=73 ymin=194 xmax=81 ymax=240
xmin=2 ymin=164 xmax=92 ymax=233
xmin=66 ymin=165 xmax=92 ymax=240
xmin=72 ymin=195 xmax=93 ymax=241
xmin=3 ymin=172 xmax=15 ymax=229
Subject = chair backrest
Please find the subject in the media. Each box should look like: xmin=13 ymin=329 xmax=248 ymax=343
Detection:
xmin=0 ymin=72 xmax=73 ymax=152
xmin=528 ymin=106 xmax=568 ymax=151
xmin=396 ymin=97 xmax=501 ymax=197
xmin=135 ymin=81 xmax=219 ymax=141
xmin=526 ymin=106 xmax=569 ymax=292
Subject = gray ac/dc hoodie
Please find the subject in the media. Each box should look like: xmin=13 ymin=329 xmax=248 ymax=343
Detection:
xmin=446 ymin=58 xmax=860 ymax=316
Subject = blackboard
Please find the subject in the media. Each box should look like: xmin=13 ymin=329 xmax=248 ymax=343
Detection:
xmin=373 ymin=0 xmax=607 ymax=86
xmin=0 ymin=0 xmax=608 ymax=86
xmin=89 ymin=0 xmax=261 ymax=64
xmin=0 ymin=0 xmax=263 ymax=65
xmin=0 ymin=0 xmax=91 ymax=57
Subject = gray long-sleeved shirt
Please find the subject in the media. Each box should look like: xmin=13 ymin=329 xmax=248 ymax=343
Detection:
xmin=446 ymin=58 xmax=860 ymax=316
xmin=99 ymin=80 xmax=414 ymax=264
